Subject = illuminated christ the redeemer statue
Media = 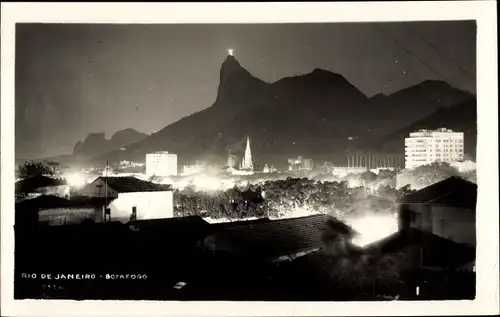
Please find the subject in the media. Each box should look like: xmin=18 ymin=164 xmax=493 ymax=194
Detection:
xmin=228 ymin=49 xmax=234 ymax=56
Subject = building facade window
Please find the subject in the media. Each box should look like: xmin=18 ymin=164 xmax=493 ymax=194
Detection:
xmin=404 ymin=129 xmax=465 ymax=169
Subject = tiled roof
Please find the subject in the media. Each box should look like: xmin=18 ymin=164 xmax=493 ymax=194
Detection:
xmin=127 ymin=216 xmax=212 ymax=250
xmin=16 ymin=195 xmax=116 ymax=211
xmin=35 ymin=221 xmax=133 ymax=239
xmin=128 ymin=216 xmax=210 ymax=233
xmin=365 ymin=228 xmax=475 ymax=268
xmin=209 ymin=217 xmax=272 ymax=229
xmin=97 ymin=176 xmax=172 ymax=193
xmin=15 ymin=176 xmax=67 ymax=193
xmin=398 ymin=176 xmax=477 ymax=209
xmin=210 ymin=214 xmax=356 ymax=261
xmin=16 ymin=195 xmax=76 ymax=210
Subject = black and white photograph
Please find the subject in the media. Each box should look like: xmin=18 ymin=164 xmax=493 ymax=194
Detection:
xmin=1 ymin=2 xmax=498 ymax=316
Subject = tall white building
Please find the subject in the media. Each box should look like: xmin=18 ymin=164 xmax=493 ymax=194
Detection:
xmin=145 ymin=151 xmax=178 ymax=177
xmin=405 ymin=128 xmax=464 ymax=169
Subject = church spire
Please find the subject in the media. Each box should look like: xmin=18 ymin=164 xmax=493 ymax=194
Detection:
xmin=240 ymin=136 xmax=253 ymax=171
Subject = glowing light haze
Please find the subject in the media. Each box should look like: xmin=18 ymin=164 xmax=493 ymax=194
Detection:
xmin=115 ymin=163 xmax=475 ymax=247
xmin=451 ymin=160 xmax=477 ymax=173
xmin=65 ymin=172 xmax=87 ymax=187
xmin=346 ymin=214 xmax=399 ymax=247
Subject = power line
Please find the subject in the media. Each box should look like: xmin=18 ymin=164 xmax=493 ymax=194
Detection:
xmin=372 ymin=24 xmax=458 ymax=88
xmin=402 ymin=23 xmax=475 ymax=83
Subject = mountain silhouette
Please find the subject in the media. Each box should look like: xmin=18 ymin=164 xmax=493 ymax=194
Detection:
xmin=73 ymin=128 xmax=148 ymax=158
xmin=215 ymin=55 xmax=270 ymax=107
xmin=90 ymin=55 xmax=475 ymax=168
xmin=366 ymin=80 xmax=472 ymax=132
xmin=371 ymin=98 xmax=477 ymax=159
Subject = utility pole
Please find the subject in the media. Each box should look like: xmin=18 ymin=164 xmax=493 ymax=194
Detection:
xmin=105 ymin=160 xmax=109 ymax=223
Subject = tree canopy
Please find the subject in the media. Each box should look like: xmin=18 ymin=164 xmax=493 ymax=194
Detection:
xmin=17 ymin=161 xmax=55 ymax=179
xmin=174 ymin=177 xmax=408 ymax=220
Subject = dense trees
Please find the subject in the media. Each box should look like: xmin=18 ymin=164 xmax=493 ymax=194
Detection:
xmin=396 ymin=162 xmax=462 ymax=190
xmin=173 ymin=177 xmax=410 ymax=220
xmin=17 ymin=161 xmax=55 ymax=179
xmin=173 ymin=162 xmax=475 ymax=220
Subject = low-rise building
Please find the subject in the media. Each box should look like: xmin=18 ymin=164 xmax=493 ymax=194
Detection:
xmin=15 ymin=195 xmax=100 ymax=227
xmin=363 ymin=228 xmax=476 ymax=299
xmin=303 ymin=158 xmax=314 ymax=170
xmin=79 ymin=176 xmax=174 ymax=222
xmin=15 ymin=176 xmax=70 ymax=201
xmin=262 ymin=164 xmax=278 ymax=173
xmin=227 ymin=154 xmax=239 ymax=168
xmin=182 ymin=161 xmax=205 ymax=176
xmin=288 ymin=156 xmax=314 ymax=172
xmin=397 ymin=176 xmax=476 ymax=247
xmin=331 ymin=166 xmax=368 ymax=178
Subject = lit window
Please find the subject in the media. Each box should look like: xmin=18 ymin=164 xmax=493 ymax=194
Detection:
xmin=173 ymin=282 xmax=187 ymax=289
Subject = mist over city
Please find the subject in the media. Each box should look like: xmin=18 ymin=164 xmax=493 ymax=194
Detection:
xmin=14 ymin=21 xmax=478 ymax=301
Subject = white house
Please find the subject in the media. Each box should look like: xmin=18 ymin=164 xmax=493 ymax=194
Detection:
xmin=78 ymin=176 xmax=174 ymax=222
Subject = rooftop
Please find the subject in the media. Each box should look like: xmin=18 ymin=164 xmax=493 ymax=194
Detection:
xmin=147 ymin=151 xmax=175 ymax=155
xmin=128 ymin=215 xmax=210 ymax=233
xmin=209 ymin=214 xmax=356 ymax=261
xmin=15 ymin=176 xmax=67 ymax=193
xmin=21 ymin=221 xmax=133 ymax=242
xmin=16 ymin=195 xmax=78 ymax=211
xmin=93 ymin=176 xmax=172 ymax=193
xmin=413 ymin=128 xmax=456 ymax=133
xmin=127 ymin=216 xmax=211 ymax=247
xmin=398 ymin=176 xmax=477 ymax=209
xmin=365 ymin=228 xmax=475 ymax=268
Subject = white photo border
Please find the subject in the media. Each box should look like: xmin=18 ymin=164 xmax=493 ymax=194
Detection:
xmin=1 ymin=2 xmax=498 ymax=316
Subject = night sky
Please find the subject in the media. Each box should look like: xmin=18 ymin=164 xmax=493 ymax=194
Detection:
xmin=15 ymin=21 xmax=476 ymax=159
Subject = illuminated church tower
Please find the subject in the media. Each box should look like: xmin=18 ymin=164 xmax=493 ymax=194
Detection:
xmin=240 ymin=136 xmax=253 ymax=171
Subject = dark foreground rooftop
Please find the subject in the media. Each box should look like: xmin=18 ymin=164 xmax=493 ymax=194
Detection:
xmin=398 ymin=176 xmax=477 ymax=209
xmin=14 ymin=214 xmax=475 ymax=301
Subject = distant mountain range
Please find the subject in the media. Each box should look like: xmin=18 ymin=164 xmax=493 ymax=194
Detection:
xmin=73 ymin=128 xmax=148 ymax=158
xmin=74 ymin=55 xmax=475 ymax=168
xmin=371 ymin=98 xmax=477 ymax=158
